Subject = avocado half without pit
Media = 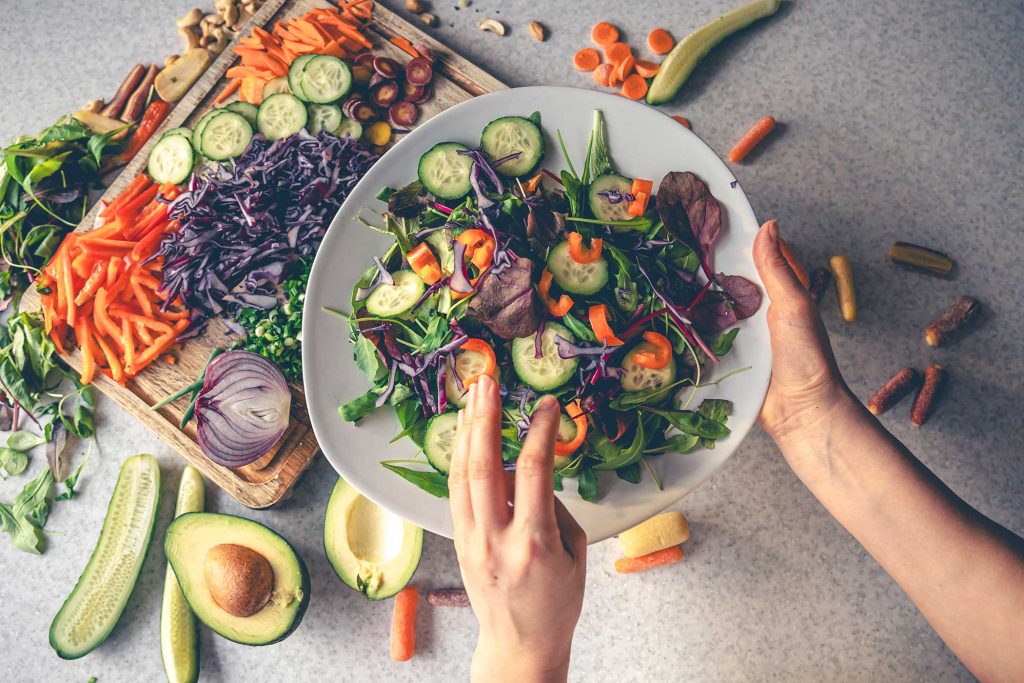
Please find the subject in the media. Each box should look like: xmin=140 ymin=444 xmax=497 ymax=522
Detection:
xmin=165 ymin=512 xmax=309 ymax=646
xmin=325 ymin=477 xmax=423 ymax=600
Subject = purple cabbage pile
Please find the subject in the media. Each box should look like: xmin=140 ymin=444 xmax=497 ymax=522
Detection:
xmin=159 ymin=131 xmax=379 ymax=326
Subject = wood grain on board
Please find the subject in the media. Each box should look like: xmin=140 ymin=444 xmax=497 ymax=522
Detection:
xmin=21 ymin=0 xmax=505 ymax=507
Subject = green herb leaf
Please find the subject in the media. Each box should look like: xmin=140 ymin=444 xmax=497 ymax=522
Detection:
xmin=576 ymin=465 xmax=598 ymax=501
xmin=615 ymin=462 xmax=642 ymax=484
xmin=0 ymin=448 xmax=29 ymax=478
xmin=353 ymin=333 xmax=386 ymax=381
xmin=338 ymin=388 xmax=380 ymax=423
xmin=709 ymin=328 xmax=740 ymax=357
xmin=380 ymin=462 xmax=449 ymax=498
xmin=698 ymin=398 xmax=732 ymax=425
xmin=592 ymin=417 xmax=646 ymax=471
xmin=643 ymin=407 xmax=731 ymax=440
xmin=644 ymin=433 xmax=700 ymax=454
xmin=7 ymin=430 xmax=46 ymax=451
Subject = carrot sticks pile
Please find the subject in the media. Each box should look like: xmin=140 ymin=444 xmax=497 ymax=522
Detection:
xmin=39 ymin=174 xmax=190 ymax=385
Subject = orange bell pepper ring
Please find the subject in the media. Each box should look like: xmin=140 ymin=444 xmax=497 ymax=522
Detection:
xmin=455 ymin=229 xmax=496 ymax=270
xmin=632 ymin=331 xmax=673 ymax=370
xmin=588 ymin=304 xmax=624 ymax=345
xmin=567 ymin=232 xmax=603 ymax=264
xmin=538 ymin=269 xmax=574 ymax=317
xmin=555 ymin=400 xmax=589 ymax=456
xmin=407 ymin=242 xmax=443 ymax=285
xmin=457 ymin=338 xmax=497 ymax=387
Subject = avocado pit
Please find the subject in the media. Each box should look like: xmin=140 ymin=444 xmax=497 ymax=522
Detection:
xmin=204 ymin=543 xmax=275 ymax=618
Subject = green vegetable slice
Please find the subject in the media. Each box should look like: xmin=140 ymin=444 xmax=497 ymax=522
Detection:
xmin=424 ymin=412 xmax=459 ymax=473
xmin=546 ymin=240 xmax=609 ymax=295
xmin=480 ymin=115 xmax=545 ymax=177
xmin=588 ymin=173 xmax=634 ymax=224
xmin=224 ymin=101 xmax=259 ymax=127
xmin=511 ymin=322 xmax=579 ymax=391
xmin=199 ymin=111 xmax=253 ymax=161
xmin=307 ymin=104 xmax=343 ymax=135
xmin=417 ymin=142 xmax=473 ymax=199
xmin=148 ymin=134 xmax=195 ymax=185
xmin=299 ymin=55 xmax=352 ymax=104
xmin=364 ymin=270 xmax=425 ymax=317
xmin=256 ymin=93 xmax=308 ymax=141
xmin=161 ymin=466 xmax=204 ymax=683
xmin=287 ymin=54 xmax=317 ymax=100
xmin=49 ymin=454 xmax=161 ymax=660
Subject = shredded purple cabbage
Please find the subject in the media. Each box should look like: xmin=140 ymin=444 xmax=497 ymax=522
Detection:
xmin=597 ymin=189 xmax=635 ymax=204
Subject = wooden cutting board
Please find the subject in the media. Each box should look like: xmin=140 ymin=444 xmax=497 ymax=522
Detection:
xmin=21 ymin=0 xmax=505 ymax=508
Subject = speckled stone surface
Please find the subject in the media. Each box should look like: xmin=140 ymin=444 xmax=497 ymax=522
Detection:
xmin=1 ymin=1 xmax=1022 ymax=681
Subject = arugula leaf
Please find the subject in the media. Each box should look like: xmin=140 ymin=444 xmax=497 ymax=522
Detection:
xmin=609 ymin=377 xmax=693 ymax=411
xmin=576 ymin=465 xmax=598 ymax=501
xmin=0 ymin=448 xmax=29 ymax=478
xmin=36 ymin=118 xmax=90 ymax=143
xmin=25 ymin=151 xmax=72 ymax=191
xmin=353 ymin=334 xmax=386 ymax=382
xmin=698 ymin=398 xmax=732 ymax=425
xmin=560 ymin=312 xmax=597 ymax=343
xmin=592 ymin=417 xmax=646 ymax=471
xmin=709 ymin=328 xmax=740 ymax=357
xmin=7 ymin=430 xmax=46 ymax=451
xmin=380 ymin=462 xmax=449 ymax=498
xmin=616 ymin=462 xmax=642 ymax=484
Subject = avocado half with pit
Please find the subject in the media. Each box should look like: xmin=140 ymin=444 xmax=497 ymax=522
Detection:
xmin=165 ymin=512 xmax=309 ymax=646
xmin=324 ymin=477 xmax=422 ymax=600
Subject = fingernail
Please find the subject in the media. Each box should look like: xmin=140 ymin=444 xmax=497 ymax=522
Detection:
xmin=764 ymin=219 xmax=779 ymax=240
xmin=539 ymin=395 xmax=558 ymax=414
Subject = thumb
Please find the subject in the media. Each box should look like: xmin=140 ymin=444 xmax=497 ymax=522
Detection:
xmin=753 ymin=220 xmax=813 ymax=314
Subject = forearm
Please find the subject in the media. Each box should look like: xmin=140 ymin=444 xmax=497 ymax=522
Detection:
xmin=775 ymin=388 xmax=1024 ymax=681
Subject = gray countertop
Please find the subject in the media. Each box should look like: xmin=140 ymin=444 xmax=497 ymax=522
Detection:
xmin=2 ymin=1 xmax=1022 ymax=681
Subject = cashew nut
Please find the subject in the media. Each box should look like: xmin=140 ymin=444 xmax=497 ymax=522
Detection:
xmin=207 ymin=27 xmax=231 ymax=54
xmin=419 ymin=12 xmax=437 ymax=26
xmin=478 ymin=18 xmax=506 ymax=35
xmin=176 ymin=7 xmax=204 ymax=28
xmin=164 ymin=54 xmax=180 ymax=68
xmin=223 ymin=3 xmax=239 ymax=27
xmin=179 ymin=26 xmax=201 ymax=50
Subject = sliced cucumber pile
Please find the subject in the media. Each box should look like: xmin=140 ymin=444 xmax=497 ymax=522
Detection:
xmin=588 ymin=173 xmax=634 ymax=223
xmin=546 ymin=240 xmax=609 ymax=295
xmin=200 ymin=111 xmax=253 ymax=161
xmin=300 ymin=55 xmax=352 ymax=104
xmin=480 ymin=115 xmax=545 ymax=177
xmin=424 ymin=412 xmax=459 ymax=473
xmin=307 ymin=103 xmax=342 ymax=135
xmin=262 ymin=76 xmax=292 ymax=98
xmin=512 ymin=322 xmax=579 ymax=391
xmin=148 ymin=134 xmax=195 ymax=185
xmin=161 ymin=466 xmax=205 ymax=683
xmin=417 ymin=142 xmax=473 ymax=199
xmin=364 ymin=270 xmax=425 ymax=317
xmin=162 ymin=127 xmax=193 ymax=140
xmin=224 ymin=101 xmax=259 ymax=127
xmin=257 ymin=93 xmax=308 ymax=141
xmin=191 ymin=109 xmax=223 ymax=153
xmin=620 ymin=342 xmax=677 ymax=394
xmin=49 ymin=454 xmax=161 ymax=660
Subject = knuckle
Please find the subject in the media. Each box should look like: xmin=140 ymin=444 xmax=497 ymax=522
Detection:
xmin=468 ymin=457 xmax=496 ymax=481
xmin=515 ymin=450 xmax=551 ymax=475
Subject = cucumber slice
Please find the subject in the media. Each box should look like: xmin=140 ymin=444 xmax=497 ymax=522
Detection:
xmin=263 ymin=76 xmax=292 ymax=98
xmin=480 ymin=115 xmax=545 ymax=177
xmin=147 ymin=134 xmax=195 ymax=185
xmin=546 ymin=240 xmax=609 ymax=295
xmin=162 ymin=127 xmax=193 ymax=140
xmin=288 ymin=54 xmax=317 ymax=101
xmin=620 ymin=342 xmax=677 ymax=394
xmin=364 ymin=270 xmax=425 ymax=317
xmin=647 ymin=0 xmax=780 ymax=105
xmin=199 ymin=111 xmax=253 ymax=161
xmin=300 ymin=55 xmax=352 ymax=104
xmin=224 ymin=101 xmax=258 ymax=127
xmin=444 ymin=344 xmax=493 ymax=408
xmin=161 ymin=467 xmax=205 ymax=683
xmin=256 ymin=93 xmax=308 ymax=141
xmin=589 ymin=173 xmax=634 ymax=224
xmin=334 ymin=117 xmax=363 ymax=140
xmin=424 ymin=412 xmax=459 ymax=474
xmin=512 ymin=322 xmax=579 ymax=391
xmin=417 ymin=142 xmax=473 ymax=200
xmin=307 ymin=103 xmax=342 ymax=135
xmin=49 ymin=454 xmax=161 ymax=660
xmin=191 ymin=109 xmax=226 ymax=152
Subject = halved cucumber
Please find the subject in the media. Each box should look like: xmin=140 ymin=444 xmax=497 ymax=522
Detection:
xmin=444 ymin=345 xmax=493 ymax=408
xmin=334 ymin=117 xmax=363 ymax=140
xmin=417 ymin=142 xmax=473 ymax=200
xmin=546 ymin=240 xmax=609 ymax=295
xmin=191 ymin=109 xmax=226 ymax=152
xmin=307 ymin=103 xmax=342 ymax=135
xmin=256 ymin=93 xmax=307 ymax=141
xmin=589 ymin=173 xmax=634 ymax=224
xmin=161 ymin=466 xmax=205 ymax=683
xmin=620 ymin=342 xmax=677 ymax=394
xmin=49 ymin=454 xmax=161 ymax=660
xmin=300 ymin=55 xmax=352 ymax=104
xmin=288 ymin=54 xmax=317 ymax=101
xmin=263 ymin=76 xmax=292 ymax=98
xmin=424 ymin=412 xmax=459 ymax=474
xmin=480 ymin=115 xmax=544 ymax=177
xmin=162 ymin=127 xmax=193 ymax=140
xmin=199 ymin=111 xmax=253 ymax=161
xmin=148 ymin=134 xmax=195 ymax=185
xmin=224 ymin=101 xmax=259 ymax=127
xmin=364 ymin=270 xmax=425 ymax=317
xmin=511 ymin=322 xmax=579 ymax=391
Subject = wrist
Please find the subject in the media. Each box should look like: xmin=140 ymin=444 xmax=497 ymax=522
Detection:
xmin=472 ymin=637 xmax=572 ymax=683
xmin=763 ymin=380 xmax=856 ymax=470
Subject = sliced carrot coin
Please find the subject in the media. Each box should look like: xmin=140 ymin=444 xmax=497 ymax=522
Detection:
xmin=648 ymin=28 xmax=674 ymax=55
xmin=634 ymin=59 xmax=660 ymax=78
xmin=672 ymin=115 xmax=691 ymax=128
xmin=616 ymin=54 xmax=636 ymax=81
xmin=604 ymin=41 xmax=631 ymax=65
xmin=592 ymin=63 xmax=614 ymax=86
xmin=591 ymin=21 xmax=619 ymax=46
xmin=573 ymin=47 xmax=601 ymax=72
xmin=621 ymin=74 xmax=648 ymax=100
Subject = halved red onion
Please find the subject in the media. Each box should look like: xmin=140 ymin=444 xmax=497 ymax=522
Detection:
xmin=372 ymin=81 xmax=399 ymax=107
xmin=372 ymin=56 xmax=400 ymax=79
xmin=195 ymin=350 xmax=291 ymax=468
xmin=405 ymin=57 xmax=433 ymax=86
xmin=341 ymin=96 xmax=364 ymax=118
xmin=388 ymin=101 xmax=420 ymax=127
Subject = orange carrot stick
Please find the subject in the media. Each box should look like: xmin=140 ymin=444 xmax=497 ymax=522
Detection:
xmin=121 ymin=318 xmax=135 ymax=373
xmin=778 ymin=238 xmax=811 ymax=288
xmin=74 ymin=318 xmax=96 ymax=384
xmin=389 ymin=36 xmax=420 ymax=59
xmin=60 ymin=241 xmax=76 ymax=327
xmin=214 ymin=78 xmax=241 ymax=104
xmin=614 ymin=545 xmax=683 ymax=574
xmin=92 ymin=328 xmax=124 ymax=383
xmin=728 ymin=116 xmax=776 ymax=163
xmin=390 ymin=586 xmax=418 ymax=662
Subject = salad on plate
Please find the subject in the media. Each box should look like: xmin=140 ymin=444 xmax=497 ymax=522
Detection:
xmin=333 ymin=109 xmax=761 ymax=500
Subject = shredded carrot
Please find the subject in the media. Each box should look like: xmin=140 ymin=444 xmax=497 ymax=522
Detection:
xmin=621 ymin=74 xmax=648 ymax=100
xmin=164 ymin=354 xmax=177 ymax=365
xmin=647 ymin=28 xmax=674 ymax=55
xmin=214 ymin=78 xmax=241 ymax=104
xmin=778 ymin=238 xmax=811 ymax=288
xmin=604 ymin=41 xmax=631 ymax=65
xmin=573 ymin=48 xmax=601 ymax=72
xmin=592 ymin=63 xmax=614 ymax=86
xmin=591 ymin=22 xmax=619 ymax=46
xmin=728 ymin=116 xmax=776 ymax=163
xmin=615 ymin=545 xmax=683 ymax=574
xmin=634 ymin=59 xmax=660 ymax=78
xmin=390 ymin=586 xmax=418 ymax=662
xmin=672 ymin=115 xmax=691 ymax=128
xmin=389 ymin=36 xmax=420 ymax=59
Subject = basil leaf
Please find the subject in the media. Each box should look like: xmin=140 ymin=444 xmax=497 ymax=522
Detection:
xmin=24 ymin=151 xmax=72 ymax=191
xmin=7 ymin=430 xmax=46 ymax=451
xmin=380 ymin=462 xmax=449 ymax=498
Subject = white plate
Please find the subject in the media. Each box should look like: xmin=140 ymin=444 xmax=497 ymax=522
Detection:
xmin=303 ymin=86 xmax=770 ymax=543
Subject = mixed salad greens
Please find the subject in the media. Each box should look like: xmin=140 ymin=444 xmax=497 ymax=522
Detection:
xmin=337 ymin=110 xmax=761 ymax=500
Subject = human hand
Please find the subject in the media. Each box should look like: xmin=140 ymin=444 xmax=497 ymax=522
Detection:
xmin=752 ymin=220 xmax=851 ymax=450
xmin=449 ymin=375 xmax=587 ymax=683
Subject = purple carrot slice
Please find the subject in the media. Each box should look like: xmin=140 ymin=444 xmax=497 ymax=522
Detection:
xmin=351 ymin=101 xmax=378 ymax=123
xmin=353 ymin=52 xmax=375 ymax=68
xmin=405 ymin=57 xmax=434 ymax=86
xmin=389 ymin=101 xmax=420 ymax=127
xmin=409 ymin=84 xmax=433 ymax=104
xmin=402 ymin=82 xmax=426 ymax=100
xmin=372 ymin=81 xmax=400 ymax=107
xmin=372 ymin=56 xmax=401 ymax=79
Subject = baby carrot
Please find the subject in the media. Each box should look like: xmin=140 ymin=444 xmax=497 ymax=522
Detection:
xmin=829 ymin=255 xmax=857 ymax=322
xmin=573 ymin=47 xmax=601 ymax=72
xmin=634 ymin=59 xmax=660 ymax=78
xmin=778 ymin=238 xmax=811 ymax=288
xmin=592 ymin=63 xmax=614 ymax=86
xmin=604 ymin=41 xmax=631 ymax=65
xmin=671 ymin=114 xmax=691 ymax=128
xmin=591 ymin=21 xmax=619 ymax=46
xmin=647 ymin=28 xmax=674 ymax=55
xmin=614 ymin=545 xmax=684 ymax=574
xmin=728 ymin=115 xmax=776 ymax=163
xmin=390 ymin=586 xmax=418 ymax=662
xmin=621 ymin=74 xmax=649 ymax=100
